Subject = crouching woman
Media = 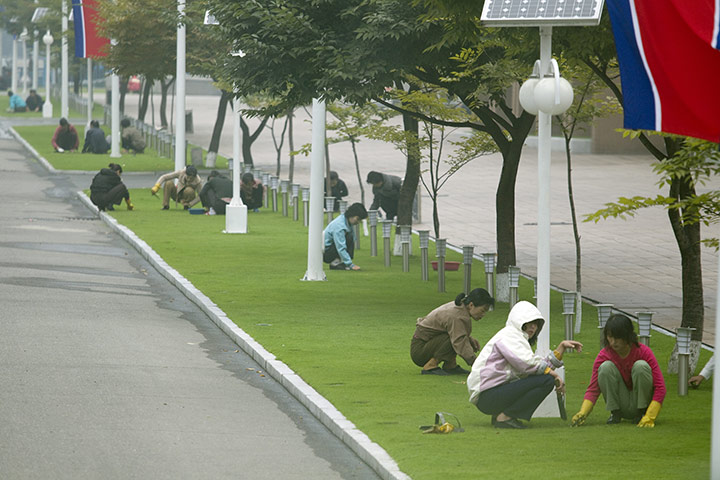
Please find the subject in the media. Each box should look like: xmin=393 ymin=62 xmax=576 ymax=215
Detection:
xmin=467 ymin=301 xmax=582 ymax=429
xmin=90 ymin=163 xmax=134 ymax=212
xmin=572 ymin=314 xmax=666 ymax=427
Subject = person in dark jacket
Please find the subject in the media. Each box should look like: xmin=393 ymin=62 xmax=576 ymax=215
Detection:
xmin=25 ymin=89 xmax=43 ymax=112
xmin=240 ymin=172 xmax=264 ymax=212
xmin=89 ymin=163 xmax=134 ymax=212
xmin=366 ymin=170 xmax=402 ymax=219
xmin=199 ymin=170 xmax=233 ymax=215
xmin=324 ymin=170 xmax=348 ymax=211
xmin=82 ymin=120 xmax=110 ymax=154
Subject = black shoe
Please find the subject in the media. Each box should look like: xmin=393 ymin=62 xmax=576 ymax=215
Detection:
xmin=106 ymin=205 xmax=114 ymax=211
xmin=421 ymin=367 xmax=450 ymax=376
xmin=494 ymin=418 xmax=527 ymax=429
xmin=443 ymin=365 xmax=471 ymax=375
xmin=183 ymin=205 xmax=190 ymax=210
xmin=607 ymin=411 xmax=622 ymax=424
xmin=162 ymin=205 xmax=169 ymax=210
xmin=633 ymin=408 xmax=646 ymax=424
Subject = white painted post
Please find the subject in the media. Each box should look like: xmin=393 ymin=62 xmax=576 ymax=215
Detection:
xmin=11 ymin=36 xmax=18 ymax=93
xmin=61 ymin=0 xmax=68 ymax=118
xmin=87 ymin=58 xmax=93 ymax=128
xmin=712 ymin=254 xmax=720 ymax=479
xmin=303 ymin=98 xmax=327 ymax=281
xmin=225 ymin=96 xmax=248 ymax=234
xmin=174 ymin=0 xmax=186 ymax=172
xmin=110 ymin=70 xmax=121 ymax=158
xmin=42 ymin=30 xmax=53 ymax=118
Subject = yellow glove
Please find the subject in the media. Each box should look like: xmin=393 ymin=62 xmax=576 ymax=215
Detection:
xmin=126 ymin=202 xmax=134 ymax=211
xmin=150 ymin=183 xmax=161 ymax=195
xmin=571 ymin=399 xmax=594 ymax=427
xmin=637 ymin=400 xmax=662 ymax=428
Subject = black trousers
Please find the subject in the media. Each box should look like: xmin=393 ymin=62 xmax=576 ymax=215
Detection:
xmin=199 ymin=188 xmax=229 ymax=214
xmin=475 ymin=374 xmax=555 ymax=421
xmin=90 ymin=183 xmax=129 ymax=211
xmin=323 ymin=231 xmax=355 ymax=263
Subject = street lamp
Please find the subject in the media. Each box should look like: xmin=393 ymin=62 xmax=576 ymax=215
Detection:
xmin=562 ymin=290 xmax=576 ymax=347
xmin=508 ymin=266 xmax=521 ymax=308
xmin=462 ymin=245 xmax=474 ymax=295
xmin=676 ymin=327 xmax=695 ymax=396
xmin=482 ymin=253 xmax=496 ymax=309
xmin=636 ymin=311 xmax=654 ymax=346
xmin=419 ymin=230 xmax=430 ymax=281
xmin=596 ymin=304 xmax=613 ymax=329
xmin=42 ymin=30 xmax=53 ymax=118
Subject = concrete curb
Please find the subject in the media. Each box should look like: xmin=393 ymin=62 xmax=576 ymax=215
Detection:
xmin=75 ymin=191 xmax=410 ymax=480
xmin=9 ymin=127 xmax=58 ymax=174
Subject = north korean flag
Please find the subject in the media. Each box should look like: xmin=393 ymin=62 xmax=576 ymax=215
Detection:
xmin=72 ymin=0 xmax=109 ymax=58
xmin=607 ymin=0 xmax=720 ymax=143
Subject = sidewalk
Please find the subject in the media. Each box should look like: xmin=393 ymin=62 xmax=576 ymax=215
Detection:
xmin=0 ymin=123 xmax=380 ymax=479
xmin=170 ymin=94 xmax=718 ymax=347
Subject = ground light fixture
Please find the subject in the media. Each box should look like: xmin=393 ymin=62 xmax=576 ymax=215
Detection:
xmin=676 ymin=327 xmax=695 ymax=396
xmin=338 ymin=200 xmax=348 ymax=215
xmin=262 ymin=173 xmax=270 ymax=208
xmin=281 ymin=180 xmax=289 ymax=217
xmin=482 ymin=252 xmax=496 ymax=309
xmin=462 ymin=245 xmax=474 ymax=295
xmin=291 ymin=184 xmax=299 ymax=221
xmin=400 ymin=225 xmax=411 ymax=273
xmin=562 ymin=290 xmax=576 ymax=346
xmin=381 ymin=220 xmax=393 ymax=267
xmin=324 ymin=197 xmax=335 ymax=225
xmin=270 ymin=176 xmax=279 ymax=212
xmin=508 ymin=266 xmax=521 ymax=308
xmin=596 ymin=304 xmax=613 ymax=329
xmin=419 ymin=230 xmax=430 ymax=281
xmin=368 ymin=210 xmax=378 ymax=257
xmin=636 ymin=311 xmax=654 ymax=346
xmin=436 ymin=238 xmax=447 ymax=293
xmin=301 ymin=187 xmax=310 ymax=227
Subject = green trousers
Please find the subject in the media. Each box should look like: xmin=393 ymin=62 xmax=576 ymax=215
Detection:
xmin=597 ymin=360 xmax=652 ymax=418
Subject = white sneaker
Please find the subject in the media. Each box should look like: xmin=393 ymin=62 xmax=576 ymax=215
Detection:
xmin=207 ymin=207 xmax=216 ymax=216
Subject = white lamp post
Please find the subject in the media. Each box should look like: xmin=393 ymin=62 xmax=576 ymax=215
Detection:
xmin=225 ymin=96 xmax=248 ymax=234
xmin=20 ymin=28 xmax=29 ymax=94
xmin=61 ymin=0 xmax=69 ymax=118
xmin=302 ymin=98 xmax=327 ymax=281
xmin=42 ymin=30 xmax=53 ymax=118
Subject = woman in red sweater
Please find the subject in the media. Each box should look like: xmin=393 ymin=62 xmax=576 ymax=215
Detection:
xmin=572 ymin=314 xmax=666 ymax=427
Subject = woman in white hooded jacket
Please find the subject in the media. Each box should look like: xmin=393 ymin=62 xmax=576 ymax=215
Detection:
xmin=467 ymin=301 xmax=582 ymax=429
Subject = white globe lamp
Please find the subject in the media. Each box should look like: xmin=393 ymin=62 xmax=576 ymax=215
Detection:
xmin=534 ymin=75 xmax=574 ymax=115
xmin=518 ymin=77 xmax=540 ymax=115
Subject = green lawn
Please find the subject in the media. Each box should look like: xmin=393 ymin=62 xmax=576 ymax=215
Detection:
xmin=13 ymin=125 xmax=228 ymax=172
xmin=97 ymin=190 xmax=713 ymax=480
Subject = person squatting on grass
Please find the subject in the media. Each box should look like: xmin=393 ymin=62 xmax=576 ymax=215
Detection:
xmin=90 ymin=163 xmax=134 ymax=212
xmin=323 ymin=202 xmax=368 ymax=271
xmin=467 ymin=301 xmax=583 ymax=429
xmin=120 ymin=118 xmax=146 ymax=154
xmin=572 ymin=314 xmax=666 ymax=428
xmin=240 ymin=172 xmax=264 ymax=212
xmin=25 ymin=89 xmax=43 ymax=112
xmin=199 ymin=170 xmax=233 ymax=215
xmin=6 ymin=90 xmax=27 ymax=112
xmin=51 ymin=118 xmax=79 ymax=153
xmin=689 ymin=354 xmax=715 ymax=388
xmin=151 ymin=165 xmax=203 ymax=210
xmin=411 ymin=288 xmax=495 ymax=376
xmin=82 ymin=120 xmax=110 ymax=154
xmin=325 ymin=170 xmax=348 ymax=212
xmin=366 ymin=170 xmax=402 ymax=220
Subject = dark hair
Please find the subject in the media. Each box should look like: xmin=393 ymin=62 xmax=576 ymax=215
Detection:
xmin=91 ymin=120 xmax=100 ymax=128
xmin=7 ymin=90 xmax=13 ymax=97
xmin=208 ymin=170 xmax=220 ymax=179
xmin=345 ymin=202 xmax=368 ymax=219
xmin=522 ymin=320 xmax=543 ymax=346
xmin=241 ymin=172 xmax=254 ymax=185
xmin=59 ymin=117 xmax=69 ymax=127
xmin=329 ymin=171 xmax=339 ymax=181
xmin=454 ymin=288 xmax=495 ymax=308
xmin=366 ymin=171 xmax=383 ymax=184
xmin=30 ymin=89 xmax=37 ymax=94
xmin=185 ymin=165 xmax=198 ymax=177
xmin=108 ymin=163 xmax=123 ymax=173
xmin=602 ymin=314 xmax=639 ymax=348
xmin=120 ymin=118 xmax=130 ymax=128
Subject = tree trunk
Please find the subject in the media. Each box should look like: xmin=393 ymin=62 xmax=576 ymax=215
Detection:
xmin=351 ymin=138 xmax=365 ymax=205
xmin=119 ymin=76 xmax=128 ymax=115
xmin=207 ymin=90 xmax=231 ymax=163
xmin=288 ymin=107 xmax=295 ymax=182
xmin=398 ymin=111 xmax=421 ymax=228
xmin=240 ymin=114 xmax=270 ymax=168
xmin=159 ymin=77 xmax=174 ymax=128
xmin=565 ymin=134 xmax=583 ymax=333
xmin=138 ymin=78 xmax=152 ymax=122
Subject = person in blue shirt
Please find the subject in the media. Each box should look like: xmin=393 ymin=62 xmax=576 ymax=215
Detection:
xmin=323 ymin=202 xmax=367 ymax=271
xmin=7 ymin=91 xmax=27 ymax=112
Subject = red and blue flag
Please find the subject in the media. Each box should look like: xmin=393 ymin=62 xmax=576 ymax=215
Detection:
xmin=607 ymin=0 xmax=720 ymax=143
xmin=72 ymin=0 xmax=109 ymax=58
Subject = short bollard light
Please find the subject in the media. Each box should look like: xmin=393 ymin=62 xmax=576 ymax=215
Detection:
xmin=280 ymin=180 xmax=289 ymax=217
xmin=462 ymin=245 xmax=474 ymax=295
xmin=436 ymin=238 xmax=447 ymax=293
xmin=291 ymin=183 xmax=300 ymax=221
xmin=338 ymin=200 xmax=348 ymax=215
xmin=636 ymin=311 xmax=654 ymax=346
xmin=270 ymin=176 xmax=279 ymax=212
xmin=354 ymin=221 xmax=361 ymax=251
xmin=508 ymin=266 xmax=521 ymax=308
xmin=325 ymin=197 xmax=336 ymax=225
xmin=596 ymin=304 xmax=613 ymax=329
xmin=262 ymin=173 xmax=270 ymax=208
xmin=676 ymin=327 xmax=695 ymax=396
xmin=482 ymin=253 xmax=496 ymax=309
xmin=562 ymin=290 xmax=576 ymax=346
xmin=419 ymin=230 xmax=430 ymax=281
xmin=368 ymin=210 xmax=379 ymax=257
xmin=301 ymin=187 xmax=310 ymax=227
xmin=381 ymin=219 xmax=393 ymax=267
xmin=400 ymin=225 xmax=411 ymax=273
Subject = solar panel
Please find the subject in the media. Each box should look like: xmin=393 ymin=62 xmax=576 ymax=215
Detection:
xmin=481 ymin=0 xmax=604 ymax=27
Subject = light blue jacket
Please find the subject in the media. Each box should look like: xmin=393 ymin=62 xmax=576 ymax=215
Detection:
xmin=323 ymin=214 xmax=355 ymax=267
xmin=9 ymin=94 xmax=26 ymax=110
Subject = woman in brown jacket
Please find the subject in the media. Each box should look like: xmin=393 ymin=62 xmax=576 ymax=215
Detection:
xmin=411 ymin=288 xmax=494 ymax=376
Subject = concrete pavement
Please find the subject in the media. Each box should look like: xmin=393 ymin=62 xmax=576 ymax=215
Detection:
xmin=0 ymin=124 xmax=381 ymax=479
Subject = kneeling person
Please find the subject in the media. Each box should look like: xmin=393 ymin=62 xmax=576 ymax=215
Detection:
xmin=151 ymin=165 xmax=203 ymax=210
xmin=323 ymin=203 xmax=367 ymax=271
xmin=199 ymin=170 xmax=233 ymax=215
xmin=90 ymin=163 xmax=134 ymax=212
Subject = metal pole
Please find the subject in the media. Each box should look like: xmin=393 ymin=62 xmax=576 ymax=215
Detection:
xmin=32 ymin=32 xmax=39 ymax=90
xmin=302 ymin=187 xmax=310 ymax=227
xmin=281 ymin=180 xmax=289 ymax=217
xmin=419 ymin=230 xmax=429 ymax=281
xmin=483 ymin=253 xmax=496 ymax=309
xmin=87 ymin=58 xmax=93 ymax=127
xmin=381 ymin=220 xmax=392 ymax=267
xmin=225 ymin=96 xmax=247 ymax=234
xmin=42 ymin=31 xmax=53 ymax=118
xmin=400 ymin=225 xmax=410 ymax=273
xmin=61 ymin=0 xmax=69 ymax=118
xmin=262 ymin=173 xmax=270 ymax=208
xmin=174 ymin=0 xmax=186 ymax=172
xmin=436 ymin=239 xmax=446 ymax=293
xmin=676 ymin=328 xmax=694 ymax=397
xmin=303 ymin=98 xmax=326 ymax=281
xmin=271 ymin=176 xmax=279 ymax=212
xmin=110 ymin=64 xmax=121 ymax=158
xmin=11 ymin=36 xmax=18 ymax=93
xmin=291 ymin=184 xmax=299 ymax=221
xmin=462 ymin=245 xmax=474 ymax=294
xmin=369 ymin=210 xmax=378 ymax=257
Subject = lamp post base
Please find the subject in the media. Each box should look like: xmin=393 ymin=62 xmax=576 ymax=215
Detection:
xmin=224 ymin=204 xmax=248 ymax=234
xmin=42 ymin=101 xmax=53 ymax=118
